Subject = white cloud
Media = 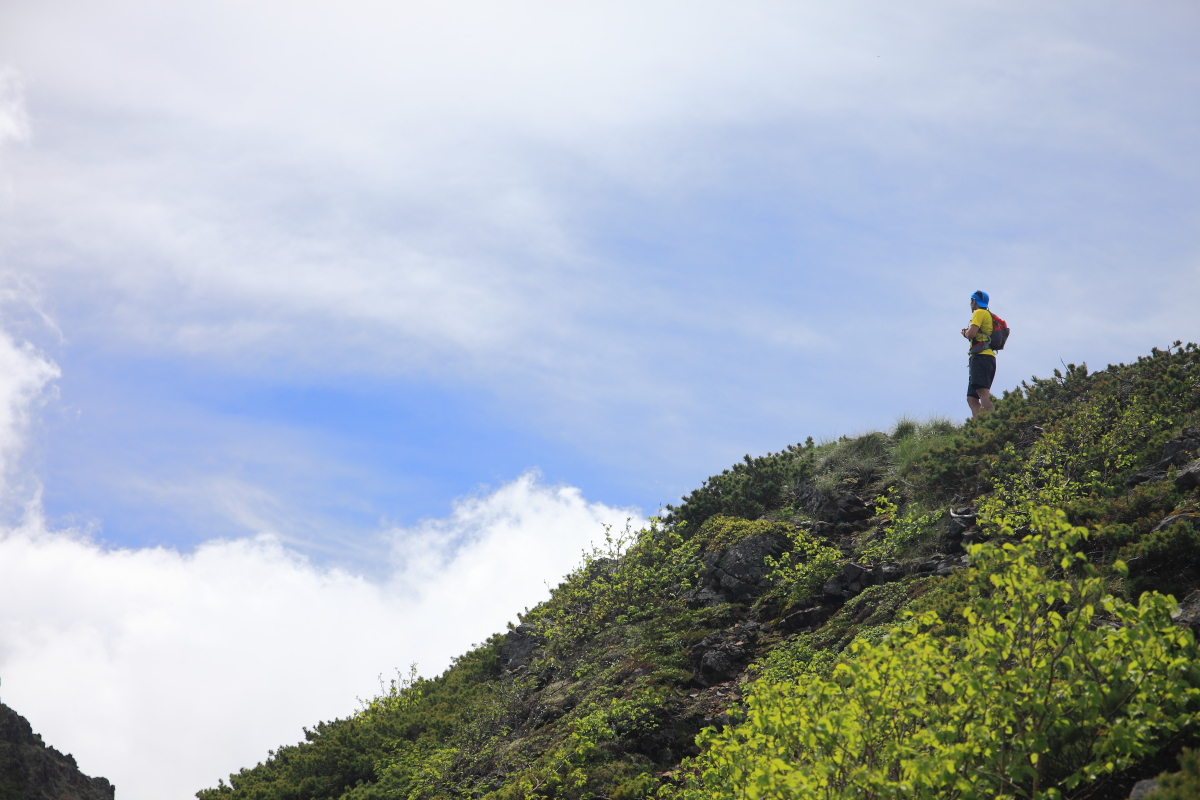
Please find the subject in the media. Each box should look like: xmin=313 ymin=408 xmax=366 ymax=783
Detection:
xmin=4 ymin=0 xmax=1192 ymax=387
xmin=0 ymin=323 xmax=642 ymax=800
xmin=0 ymin=68 xmax=29 ymax=148
xmin=0 ymin=472 xmax=639 ymax=800
xmin=0 ymin=329 xmax=59 ymax=507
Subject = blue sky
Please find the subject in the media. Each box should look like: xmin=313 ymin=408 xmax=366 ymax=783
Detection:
xmin=0 ymin=1 xmax=1198 ymax=796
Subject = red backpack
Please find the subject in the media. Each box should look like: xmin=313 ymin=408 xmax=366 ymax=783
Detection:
xmin=989 ymin=312 xmax=1010 ymax=351
xmin=969 ymin=311 xmax=1010 ymax=355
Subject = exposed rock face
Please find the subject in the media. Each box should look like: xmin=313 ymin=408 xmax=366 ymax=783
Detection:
xmin=498 ymin=624 xmax=540 ymax=671
xmin=1174 ymin=460 xmax=1200 ymax=493
xmin=821 ymin=561 xmax=908 ymax=601
xmin=696 ymin=531 xmax=790 ymax=603
xmin=777 ymin=599 xmax=835 ymax=632
xmin=0 ymin=703 xmax=114 ymax=800
xmin=1127 ymin=427 xmax=1200 ymax=486
xmin=1150 ymin=513 xmax=1200 ymax=533
xmin=1128 ymin=778 xmax=1159 ymax=799
xmin=792 ymin=483 xmax=872 ymax=524
xmin=689 ymin=622 xmax=763 ymax=687
xmin=1172 ymin=590 xmax=1200 ymax=633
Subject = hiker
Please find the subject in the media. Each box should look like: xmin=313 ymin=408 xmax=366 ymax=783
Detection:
xmin=961 ymin=289 xmax=996 ymax=417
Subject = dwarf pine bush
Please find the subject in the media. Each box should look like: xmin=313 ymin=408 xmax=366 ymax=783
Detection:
xmin=680 ymin=508 xmax=1200 ymax=800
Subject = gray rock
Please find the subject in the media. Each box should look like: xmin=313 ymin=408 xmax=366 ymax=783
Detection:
xmin=689 ymin=622 xmax=761 ymax=686
xmin=1173 ymin=589 xmax=1200 ymax=633
xmin=841 ymin=562 xmax=866 ymax=582
xmin=1174 ymin=459 xmax=1200 ymax=492
xmin=823 ymin=576 xmax=846 ymax=597
xmin=1129 ymin=429 xmax=1200 ymax=486
xmin=1129 ymin=778 xmax=1160 ymax=799
xmin=961 ymin=529 xmax=989 ymax=546
xmin=699 ymin=531 xmax=791 ymax=601
xmin=682 ymin=587 xmax=726 ymax=609
xmin=780 ymin=604 xmax=833 ymax=632
xmin=1150 ymin=513 xmax=1200 ymax=533
xmin=792 ymin=482 xmax=872 ymax=523
xmin=498 ymin=623 xmax=540 ymax=670
xmin=874 ymin=563 xmax=905 ymax=584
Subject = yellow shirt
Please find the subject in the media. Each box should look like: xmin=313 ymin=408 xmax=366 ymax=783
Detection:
xmin=969 ymin=308 xmax=994 ymax=356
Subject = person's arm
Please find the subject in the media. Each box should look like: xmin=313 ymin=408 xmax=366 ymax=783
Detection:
xmin=962 ymin=323 xmax=980 ymax=339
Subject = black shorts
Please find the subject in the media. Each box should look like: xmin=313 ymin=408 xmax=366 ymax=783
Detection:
xmin=967 ymin=354 xmax=996 ymax=398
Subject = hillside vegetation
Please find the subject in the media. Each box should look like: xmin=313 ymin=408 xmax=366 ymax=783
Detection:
xmin=199 ymin=342 xmax=1200 ymax=800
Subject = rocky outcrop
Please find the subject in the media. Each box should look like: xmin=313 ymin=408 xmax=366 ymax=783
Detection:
xmin=1150 ymin=513 xmax=1200 ymax=533
xmin=1172 ymin=590 xmax=1200 ymax=633
xmin=820 ymin=561 xmax=907 ymax=601
xmin=0 ymin=703 xmax=114 ymax=800
xmin=683 ymin=531 xmax=791 ymax=607
xmin=792 ymin=483 xmax=872 ymax=524
xmin=689 ymin=621 xmax=764 ymax=687
xmin=698 ymin=531 xmax=789 ymax=602
xmin=1174 ymin=460 xmax=1200 ymax=493
xmin=1129 ymin=778 xmax=1159 ymax=799
xmin=1128 ymin=427 xmax=1200 ymax=486
xmin=498 ymin=624 xmax=541 ymax=671
xmin=777 ymin=598 xmax=836 ymax=633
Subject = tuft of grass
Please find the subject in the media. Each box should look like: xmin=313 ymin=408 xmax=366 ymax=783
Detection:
xmin=889 ymin=415 xmax=959 ymax=483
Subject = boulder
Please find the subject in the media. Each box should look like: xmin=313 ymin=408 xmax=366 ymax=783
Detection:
xmin=961 ymin=528 xmax=989 ymax=547
xmin=1173 ymin=590 xmax=1200 ymax=633
xmin=681 ymin=587 xmax=725 ymax=609
xmin=1150 ymin=513 xmax=1200 ymax=533
xmin=689 ymin=622 xmax=762 ymax=686
xmin=793 ymin=483 xmax=872 ymax=523
xmin=699 ymin=531 xmax=790 ymax=602
xmin=820 ymin=562 xmax=885 ymax=599
xmin=1129 ymin=429 xmax=1200 ymax=486
xmin=873 ymin=563 xmax=905 ymax=584
xmin=779 ymin=604 xmax=834 ymax=632
xmin=1174 ymin=459 xmax=1200 ymax=492
xmin=498 ymin=623 xmax=540 ymax=671
xmin=1129 ymin=778 xmax=1159 ymax=799
xmin=914 ymin=554 xmax=969 ymax=576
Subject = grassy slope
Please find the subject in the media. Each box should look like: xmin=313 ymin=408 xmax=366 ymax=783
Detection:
xmin=197 ymin=343 xmax=1200 ymax=800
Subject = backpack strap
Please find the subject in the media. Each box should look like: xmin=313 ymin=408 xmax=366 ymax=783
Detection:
xmin=969 ymin=310 xmax=993 ymax=355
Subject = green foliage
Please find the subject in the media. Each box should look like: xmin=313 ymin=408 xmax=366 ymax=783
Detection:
xmin=664 ymin=447 xmax=817 ymax=529
xmin=522 ymin=519 xmax=705 ymax=655
xmin=1152 ymin=748 xmax=1200 ymax=799
xmin=762 ymin=526 xmax=842 ymax=604
xmin=861 ymin=488 xmax=944 ymax=562
xmin=198 ymin=342 xmax=1200 ymax=800
xmin=680 ymin=509 xmax=1200 ymax=800
xmin=978 ymin=392 xmax=1172 ymax=532
xmin=889 ymin=415 xmax=958 ymax=482
xmin=665 ymin=417 xmax=958 ymax=530
xmin=1120 ymin=518 xmax=1200 ymax=600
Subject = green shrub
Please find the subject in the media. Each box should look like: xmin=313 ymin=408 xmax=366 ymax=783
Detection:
xmin=1120 ymin=519 xmax=1200 ymax=600
xmin=1152 ymin=748 xmax=1200 ymax=799
xmin=679 ymin=508 xmax=1200 ymax=800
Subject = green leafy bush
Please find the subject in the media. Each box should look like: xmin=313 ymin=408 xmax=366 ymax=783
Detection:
xmin=680 ymin=508 xmax=1200 ymax=800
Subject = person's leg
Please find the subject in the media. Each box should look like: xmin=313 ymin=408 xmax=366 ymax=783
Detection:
xmin=967 ymin=359 xmax=982 ymax=416
xmin=967 ymin=355 xmax=996 ymax=417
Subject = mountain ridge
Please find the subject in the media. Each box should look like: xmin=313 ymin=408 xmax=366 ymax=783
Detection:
xmin=0 ymin=702 xmax=115 ymax=800
xmin=197 ymin=342 xmax=1200 ymax=799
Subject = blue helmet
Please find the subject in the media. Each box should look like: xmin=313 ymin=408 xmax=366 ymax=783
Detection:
xmin=970 ymin=290 xmax=989 ymax=308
